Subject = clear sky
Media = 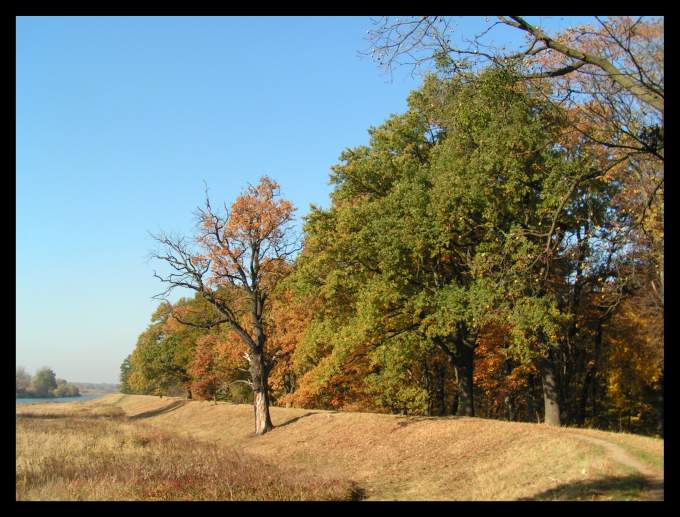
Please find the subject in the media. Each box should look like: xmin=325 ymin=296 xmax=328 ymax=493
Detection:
xmin=16 ymin=16 xmax=588 ymax=383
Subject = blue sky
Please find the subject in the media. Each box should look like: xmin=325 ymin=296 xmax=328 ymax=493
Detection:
xmin=16 ymin=16 xmax=589 ymax=383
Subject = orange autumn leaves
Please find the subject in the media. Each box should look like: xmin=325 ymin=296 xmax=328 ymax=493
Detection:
xmin=193 ymin=177 xmax=295 ymax=289
xmin=165 ymin=176 xmax=306 ymax=401
xmin=227 ymin=177 xmax=294 ymax=242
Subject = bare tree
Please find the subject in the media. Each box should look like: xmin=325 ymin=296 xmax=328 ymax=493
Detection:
xmin=367 ymin=16 xmax=663 ymax=113
xmin=151 ymin=177 xmax=298 ymax=435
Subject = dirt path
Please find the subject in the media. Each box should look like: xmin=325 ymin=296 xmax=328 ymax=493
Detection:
xmin=569 ymin=434 xmax=664 ymax=500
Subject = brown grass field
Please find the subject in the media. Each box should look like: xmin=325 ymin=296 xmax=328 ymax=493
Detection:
xmin=16 ymin=394 xmax=664 ymax=501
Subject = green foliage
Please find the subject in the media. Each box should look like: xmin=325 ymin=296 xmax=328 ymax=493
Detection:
xmin=31 ymin=368 xmax=58 ymax=397
xmin=53 ymin=380 xmax=80 ymax=397
xmin=16 ymin=367 xmax=31 ymax=396
xmin=126 ymin=65 xmax=662 ymax=435
xmin=16 ymin=368 xmax=80 ymax=399
xmin=365 ymin=335 xmax=432 ymax=415
xmin=289 ymin=69 xmax=585 ymax=414
xmin=119 ymin=355 xmax=133 ymax=394
xmin=127 ymin=299 xmax=202 ymax=396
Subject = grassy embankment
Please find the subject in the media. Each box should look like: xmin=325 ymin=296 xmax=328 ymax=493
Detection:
xmin=16 ymin=394 xmax=663 ymax=501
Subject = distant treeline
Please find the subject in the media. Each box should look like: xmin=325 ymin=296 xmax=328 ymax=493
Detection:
xmin=16 ymin=367 xmax=81 ymax=398
xmin=73 ymin=382 xmax=120 ymax=394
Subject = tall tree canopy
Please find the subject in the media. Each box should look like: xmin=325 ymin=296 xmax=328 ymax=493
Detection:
xmin=289 ymin=70 xmax=582 ymax=421
xmin=367 ymin=16 xmax=663 ymax=313
xmin=285 ymin=67 xmax=661 ymax=431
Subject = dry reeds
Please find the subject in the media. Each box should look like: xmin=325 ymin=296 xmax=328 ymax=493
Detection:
xmin=16 ymin=405 xmax=357 ymax=501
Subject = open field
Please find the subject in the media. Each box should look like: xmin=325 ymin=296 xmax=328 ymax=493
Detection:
xmin=15 ymin=404 xmax=357 ymax=501
xmin=16 ymin=394 xmax=664 ymax=501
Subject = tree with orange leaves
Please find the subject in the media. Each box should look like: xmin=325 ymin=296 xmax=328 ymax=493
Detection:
xmin=265 ymin=285 xmax=310 ymax=403
xmin=151 ymin=177 xmax=298 ymax=435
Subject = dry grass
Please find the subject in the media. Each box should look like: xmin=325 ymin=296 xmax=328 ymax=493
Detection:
xmin=551 ymin=426 xmax=664 ymax=472
xmin=16 ymin=395 xmax=664 ymax=501
xmin=16 ymin=403 xmax=358 ymax=501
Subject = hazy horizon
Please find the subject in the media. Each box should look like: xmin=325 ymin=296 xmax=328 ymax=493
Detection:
xmin=15 ymin=365 xmax=120 ymax=387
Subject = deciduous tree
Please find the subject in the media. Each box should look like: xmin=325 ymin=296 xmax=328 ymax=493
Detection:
xmin=16 ymin=367 xmax=31 ymax=396
xmin=31 ymin=367 xmax=58 ymax=397
xmin=151 ymin=177 xmax=297 ymax=435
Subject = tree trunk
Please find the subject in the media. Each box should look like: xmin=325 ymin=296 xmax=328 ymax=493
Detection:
xmin=435 ymin=362 xmax=447 ymax=416
xmin=657 ymin=371 xmax=664 ymax=437
xmin=578 ymin=320 xmax=604 ymax=426
xmin=527 ymin=374 xmax=540 ymax=423
xmin=540 ymin=355 xmax=561 ymax=426
xmin=186 ymin=387 xmax=193 ymax=400
xmin=421 ymin=358 xmax=433 ymax=416
xmin=454 ymin=341 xmax=475 ymax=417
xmin=505 ymin=395 xmax=516 ymax=421
xmin=576 ymin=370 xmax=592 ymax=426
xmin=249 ymin=351 xmax=273 ymax=435
xmin=434 ymin=333 xmax=475 ymax=417
xmin=254 ymin=390 xmax=273 ymax=435
xmin=451 ymin=391 xmax=459 ymax=415
xmin=503 ymin=359 xmax=516 ymax=421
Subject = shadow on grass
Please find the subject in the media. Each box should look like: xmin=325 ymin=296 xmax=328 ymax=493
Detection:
xmin=349 ymin=484 xmax=367 ymax=501
xmin=128 ymin=400 xmax=189 ymax=420
xmin=392 ymin=415 xmax=463 ymax=430
xmin=275 ymin=412 xmax=316 ymax=429
xmin=522 ymin=473 xmax=663 ymax=501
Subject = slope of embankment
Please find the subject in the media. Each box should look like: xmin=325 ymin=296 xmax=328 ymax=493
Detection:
xmin=17 ymin=394 xmax=663 ymax=500
xmin=96 ymin=394 xmax=664 ymax=500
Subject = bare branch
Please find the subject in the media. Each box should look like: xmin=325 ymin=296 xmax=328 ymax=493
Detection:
xmin=504 ymin=16 xmax=663 ymax=113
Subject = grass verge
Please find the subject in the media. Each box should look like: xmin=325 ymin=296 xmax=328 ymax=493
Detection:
xmin=16 ymin=404 xmax=359 ymax=501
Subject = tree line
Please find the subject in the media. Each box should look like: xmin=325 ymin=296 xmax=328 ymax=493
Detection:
xmin=16 ymin=367 xmax=81 ymax=398
xmin=121 ymin=17 xmax=662 ymax=437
